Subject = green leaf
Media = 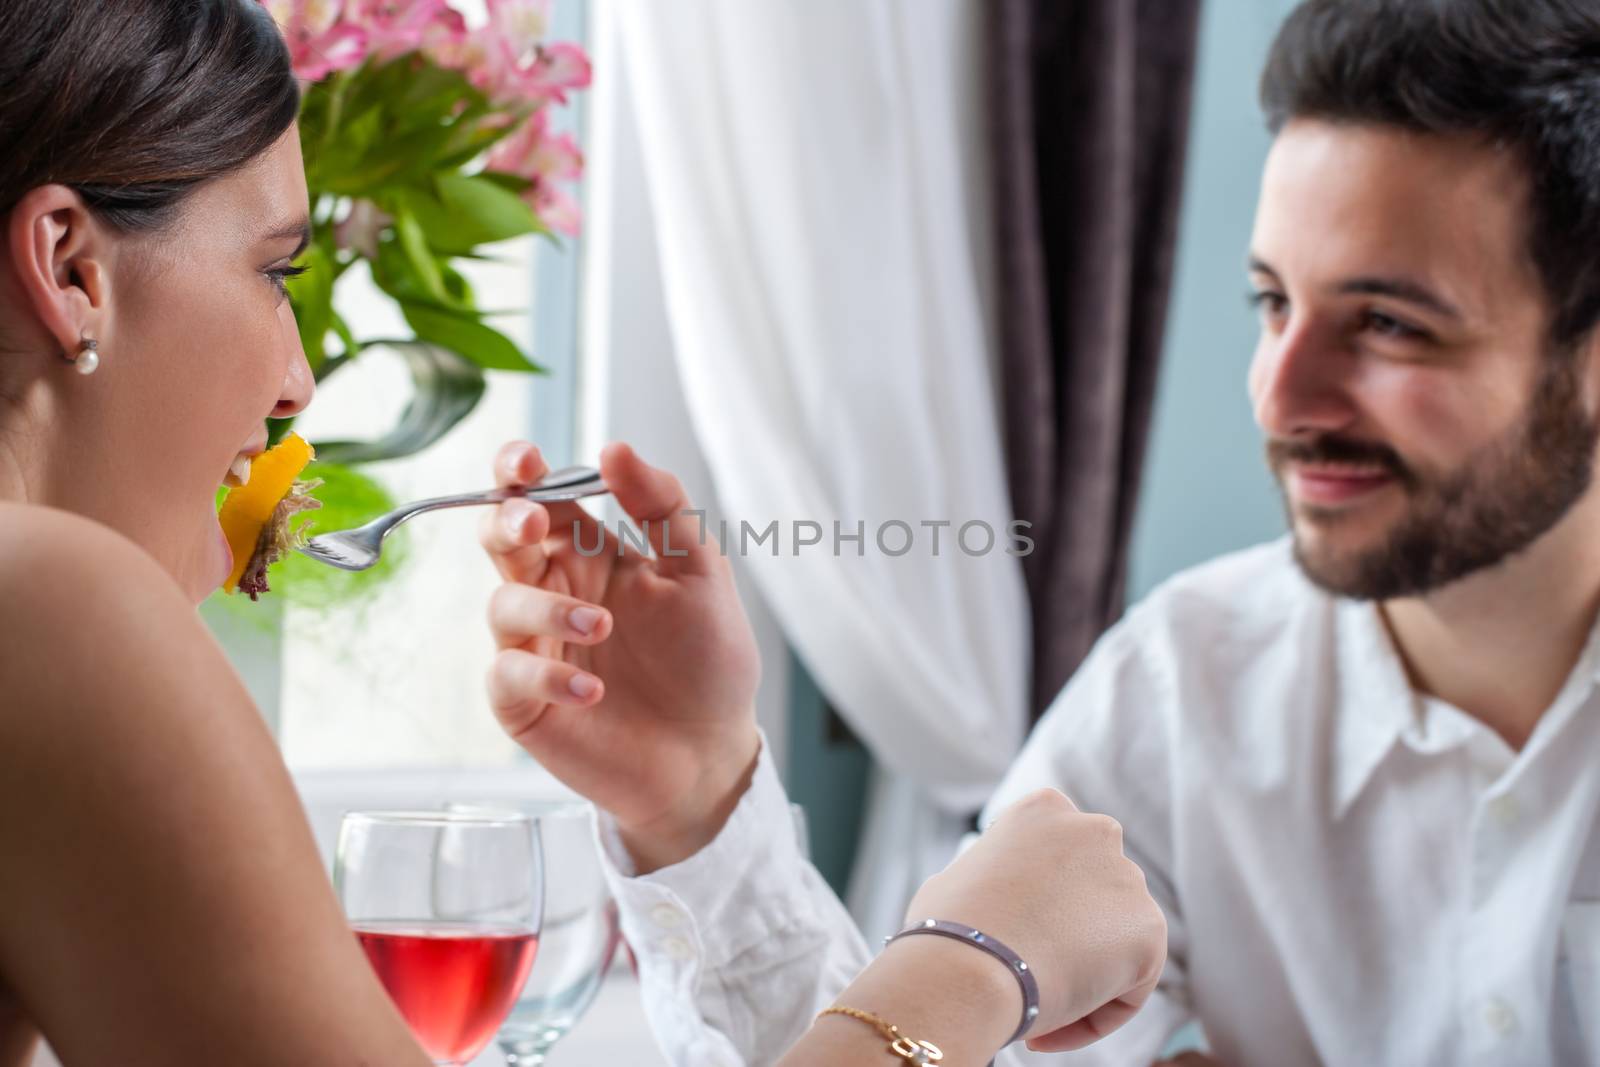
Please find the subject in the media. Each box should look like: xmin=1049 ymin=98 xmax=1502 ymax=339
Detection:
xmin=401 ymin=301 xmax=543 ymax=373
xmin=266 ymin=415 xmax=295 ymax=447
xmin=435 ymin=120 xmax=520 ymax=171
xmin=328 ymin=308 xmax=358 ymax=362
xmin=310 ymin=340 xmax=488 ymax=465
xmin=287 ymin=242 xmax=335 ymax=372
xmin=439 ymin=260 xmax=476 ymax=306
xmin=391 ymin=175 xmax=539 ymax=255
xmin=370 ymin=235 xmax=479 ymax=315
xmin=436 ymin=173 xmax=542 ymax=245
xmin=308 ymin=105 xmax=384 ymax=188
xmin=477 ymin=170 xmax=536 ymax=196
xmin=393 ymin=209 xmax=449 ymax=304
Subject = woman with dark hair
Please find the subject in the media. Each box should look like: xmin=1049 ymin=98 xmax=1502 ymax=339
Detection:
xmin=0 ymin=2 xmax=1163 ymax=1063
xmin=0 ymin=1 xmax=438 ymax=1061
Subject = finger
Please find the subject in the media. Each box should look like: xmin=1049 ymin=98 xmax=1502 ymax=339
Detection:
xmin=491 ymin=441 xmax=608 ymax=551
xmin=488 ymin=584 xmax=613 ymax=649
xmin=1024 ymin=980 xmax=1156 ymax=1054
xmin=486 ymin=648 xmax=604 ymax=729
xmin=541 ymin=497 xmax=614 ymax=563
xmin=599 ymin=441 xmax=718 ymax=574
xmin=1023 ymin=1006 xmax=1137 ymax=1053
xmin=493 ymin=440 xmax=551 ymax=489
xmin=479 ymin=497 xmax=554 ymax=586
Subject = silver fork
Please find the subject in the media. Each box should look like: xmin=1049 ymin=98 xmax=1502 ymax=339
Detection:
xmin=297 ymin=465 xmax=609 ymax=572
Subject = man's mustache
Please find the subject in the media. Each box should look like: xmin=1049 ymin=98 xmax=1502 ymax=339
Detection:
xmin=1266 ymin=435 xmax=1412 ymax=483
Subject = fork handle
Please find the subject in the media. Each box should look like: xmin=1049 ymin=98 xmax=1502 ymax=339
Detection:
xmin=382 ymin=468 xmax=609 ymax=529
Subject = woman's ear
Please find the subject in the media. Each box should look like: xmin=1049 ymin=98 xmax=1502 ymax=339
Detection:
xmin=5 ymin=183 xmax=111 ymax=359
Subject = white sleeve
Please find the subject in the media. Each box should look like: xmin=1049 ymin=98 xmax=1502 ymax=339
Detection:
xmin=985 ymin=615 xmax=1197 ymax=1066
xmin=594 ymin=608 xmax=1195 ymax=1067
xmin=595 ymin=735 xmax=871 ymax=1067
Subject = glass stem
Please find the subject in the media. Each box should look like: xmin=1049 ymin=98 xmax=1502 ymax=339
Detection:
xmin=501 ymin=1042 xmax=548 ymax=1066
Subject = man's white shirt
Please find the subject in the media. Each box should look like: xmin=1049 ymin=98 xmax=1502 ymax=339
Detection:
xmin=597 ymin=539 xmax=1600 ymax=1066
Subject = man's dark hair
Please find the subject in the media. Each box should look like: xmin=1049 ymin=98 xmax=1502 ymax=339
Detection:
xmin=1261 ymin=0 xmax=1600 ymax=349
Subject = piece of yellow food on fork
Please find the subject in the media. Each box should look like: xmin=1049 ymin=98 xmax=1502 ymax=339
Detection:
xmin=219 ymin=432 xmax=320 ymax=598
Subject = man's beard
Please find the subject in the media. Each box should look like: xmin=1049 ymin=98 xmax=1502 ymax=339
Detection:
xmin=1270 ymin=354 xmax=1599 ymax=600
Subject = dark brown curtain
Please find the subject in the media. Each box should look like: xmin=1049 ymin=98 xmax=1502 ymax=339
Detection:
xmin=989 ymin=0 xmax=1204 ymax=720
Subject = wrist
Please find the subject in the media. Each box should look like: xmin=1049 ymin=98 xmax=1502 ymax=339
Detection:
xmin=616 ymin=724 xmax=761 ymax=873
xmin=834 ymin=934 xmax=1019 ymax=1063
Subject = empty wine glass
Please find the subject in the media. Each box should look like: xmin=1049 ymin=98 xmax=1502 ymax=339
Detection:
xmin=336 ymin=809 xmax=544 ymax=1066
xmin=465 ymin=800 xmax=621 ymax=1066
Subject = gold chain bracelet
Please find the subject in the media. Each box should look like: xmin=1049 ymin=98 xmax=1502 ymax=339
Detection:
xmin=817 ymin=1006 xmax=944 ymax=1064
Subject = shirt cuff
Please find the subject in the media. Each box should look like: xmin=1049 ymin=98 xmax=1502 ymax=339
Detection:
xmin=594 ymin=730 xmax=821 ymax=969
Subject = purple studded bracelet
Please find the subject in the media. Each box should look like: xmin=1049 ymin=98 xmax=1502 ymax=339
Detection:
xmin=885 ymin=918 xmax=1041 ymax=1046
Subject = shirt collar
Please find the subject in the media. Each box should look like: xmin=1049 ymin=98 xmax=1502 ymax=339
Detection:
xmin=1330 ymin=597 xmax=1418 ymax=820
xmin=1329 ymin=593 xmax=1600 ymax=819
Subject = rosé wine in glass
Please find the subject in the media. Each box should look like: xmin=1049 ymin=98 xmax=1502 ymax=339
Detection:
xmin=337 ymin=810 xmax=543 ymax=1066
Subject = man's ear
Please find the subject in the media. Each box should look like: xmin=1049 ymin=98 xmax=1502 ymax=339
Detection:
xmin=1580 ymin=325 xmax=1600 ymax=418
xmin=5 ymin=183 xmax=111 ymax=360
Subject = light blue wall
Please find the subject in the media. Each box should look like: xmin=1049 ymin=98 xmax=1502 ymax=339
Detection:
xmin=1126 ymin=0 xmax=1303 ymax=600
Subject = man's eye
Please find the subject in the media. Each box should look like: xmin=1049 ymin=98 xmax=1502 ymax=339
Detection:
xmin=1247 ymin=290 xmax=1289 ymax=318
xmin=1363 ymin=310 xmax=1426 ymax=341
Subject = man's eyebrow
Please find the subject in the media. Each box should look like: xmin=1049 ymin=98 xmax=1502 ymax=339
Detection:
xmin=1336 ymin=275 xmax=1462 ymax=321
xmin=263 ymin=217 xmax=312 ymax=258
xmin=1247 ymin=255 xmax=1280 ymax=280
xmin=1247 ymin=255 xmax=1462 ymax=321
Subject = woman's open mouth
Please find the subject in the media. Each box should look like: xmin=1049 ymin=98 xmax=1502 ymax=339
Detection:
xmin=221 ymin=443 xmax=266 ymax=489
xmin=222 ymin=453 xmax=256 ymax=489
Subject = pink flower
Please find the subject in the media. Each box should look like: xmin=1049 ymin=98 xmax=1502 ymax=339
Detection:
xmin=417 ymin=6 xmax=470 ymax=70
xmin=483 ymin=110 xmax=547 ymax=174
xmin=533 ymin=182 xmax=582 ymax=236
xmin=459 ymin=26 xmax=527 ymax=104
xmin=485 ymin=116 xmax=584 ymax=236
xmin=485 ymin=0 xmax=551 ymax=62
xmin=521 ymin=41 xmax=592 ymax=106
xmin=334 ymin=198 xmax=392 ymax=259
xmin=461 ymin=1 xmax=590 ymax=108
xmin=346 ymin=0 xmax=446 ymax=62
xmin=260 ymin=0 xmax=369 ymax=82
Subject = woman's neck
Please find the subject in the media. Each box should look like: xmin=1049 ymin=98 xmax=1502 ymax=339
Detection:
xmin=0 ymin=438 xmax=30 ymax=503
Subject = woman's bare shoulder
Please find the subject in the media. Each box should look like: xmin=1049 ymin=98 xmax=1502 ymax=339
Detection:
xmin=0 ymin=504 xmax=432 ymax=1063
xmin=0 ymin=500 xmax=169 ymax=595
xmin=0 ymin=502 xmax=234 ymax=727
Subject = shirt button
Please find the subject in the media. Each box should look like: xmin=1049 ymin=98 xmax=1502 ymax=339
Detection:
xmin=1483 ymin=997 xmax=1518 ymax=1036
xmin=660 ymin=936 xmax=695 ymax=962
xmin=1489 ymin=794 xmax=1521 ymax=827
xmin=650 ymin=903 xmax=685 ymax=929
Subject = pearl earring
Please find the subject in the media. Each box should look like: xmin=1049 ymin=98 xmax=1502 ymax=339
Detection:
xmin=70 ymin=337 xmax=99 ymax=376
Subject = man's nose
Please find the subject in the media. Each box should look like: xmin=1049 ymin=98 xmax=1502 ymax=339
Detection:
xmin=1250 ymin=320 xmax=1357 ymax=439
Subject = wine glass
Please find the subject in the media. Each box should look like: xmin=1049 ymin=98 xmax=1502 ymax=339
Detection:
xmin=451 ymin=800 xmax=621 ymax=1065
xmin=336 ymin=809 xmax=544 ymax=1066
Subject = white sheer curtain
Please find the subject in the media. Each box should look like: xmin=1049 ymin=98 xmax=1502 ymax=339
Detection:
xmin=612 ymin=0 xmax=1029 ymax=934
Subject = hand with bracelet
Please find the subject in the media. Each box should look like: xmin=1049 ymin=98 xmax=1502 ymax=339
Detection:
xmin=482 ymin=442 xmax=1165 ymax=1062
xmin=776 ymin=788 xmax=1168 ymax=1066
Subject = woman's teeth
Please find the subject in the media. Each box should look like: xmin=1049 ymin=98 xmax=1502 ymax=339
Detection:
xmin=223 ymin=455 xmax=253 ymax=488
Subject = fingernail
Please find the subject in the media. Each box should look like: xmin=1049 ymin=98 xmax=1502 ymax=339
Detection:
xmin=568 ymin=606 xmax=602 ymax=635
xmin=503 ymin=502 xmax=528 ymax=540
xmin=568 ymin=672 xmax=599 ymax=699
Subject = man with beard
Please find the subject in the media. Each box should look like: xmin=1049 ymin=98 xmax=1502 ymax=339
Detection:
xmin=477 ymin=0 xmax=1600 ymax=1064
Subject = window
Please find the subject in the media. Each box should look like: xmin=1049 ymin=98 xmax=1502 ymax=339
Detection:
xmin=262 ymin=0 xmax=588 ymax=772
